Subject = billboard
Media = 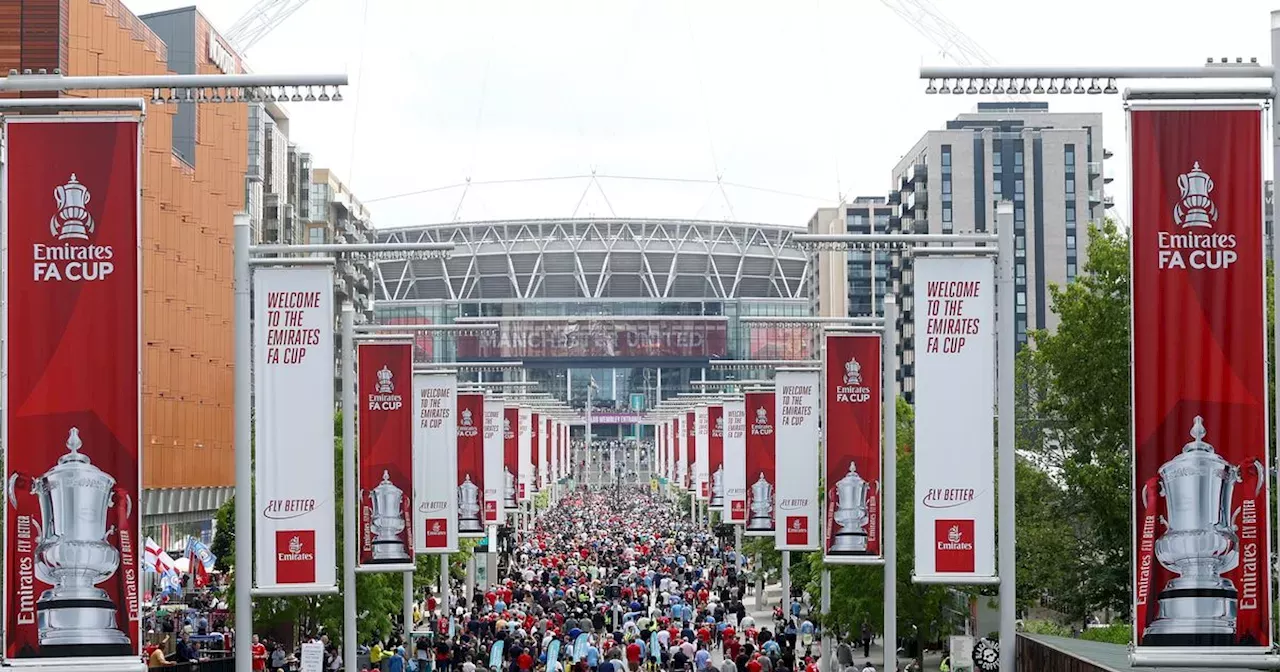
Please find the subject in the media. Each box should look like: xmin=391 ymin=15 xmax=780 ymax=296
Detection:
xmin=383 ymin=315 xmax=434 ymax=361
xmin=357 ymin=343 xmax=414 ymax=569
xmin=253 ymin=267 xmax=337 ymax=593
xmin=4 ymin=118 xmax=143 ymax=659
xmin=456 ymin=319 xmax=729 ymax=359
xmin=413 ymin=372 xmax=458 ymax=553
xmin=724 ymin=400 xmax=747 ymax=524
xmin=1130 ymin=106 xmax=1272 ymax=651
xmin=517 ymin=408 xmax=532 ymax=501
xmin=823 ymin=333 xmax=882 ymax=564
xmin=483 ymin=400 xmax=504 ymax=524
xmin=744 ymin=391 xmax=776 ymax=537
xmin=775 ymin=370 xmax=820 ymax=551
xmin=912 ymin=256 xmax=996 ymax=583
xmin=456 ymin=393 xmax=485 ymax=538
xmin=531 ymin=412 xmax=541 ymax=491
xmin=708 ymin=405 xmax=725 ymax=512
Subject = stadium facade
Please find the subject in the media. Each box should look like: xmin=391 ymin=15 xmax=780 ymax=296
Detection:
xmin=371 ymin=218 xmax=812 ymax=437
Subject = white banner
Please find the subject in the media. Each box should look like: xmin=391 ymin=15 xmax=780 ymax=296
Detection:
xmin=695 ymin=406 xmax=710 ymax=500
xmin=483 ymin=400 xmax=504 ymax=525
xmin=413 ymin=372 xmax=458 ymax=553
xmin=253 ymin=267 xmax=337 ymax=592
xmin=723 ymin=399 xmax=747 ymax=524
xmin=676 ymin=415 xmax=688 ymax=490
xmin=517 ymin=408 xmax=533 ymax=501
xmin=913 ymin=256 xmax=996 ymax=582
xmin=657 ymin=422 xmax=666 ymax=480
xmin=775 ymin=370 xmax=821 ymax=551
xmin=538 ymin=417 xmax=549 ymax=489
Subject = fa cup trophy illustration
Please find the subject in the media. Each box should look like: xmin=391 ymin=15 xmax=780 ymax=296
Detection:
xmin=503 ymin=466 xmax=517 ymax=509
xmin=7 ymin=428 xmax=132 ymax=654
xmin=829 ymin=462 xmax=872 ymax=553
xmin=1142 ymin=416 xmax=1263 ymax=646
xmin=709 ymin=465 xmax=725 ymax=508
xmin=458 ymin=474 xmax=483 ymax=533
xmin=367 ymin=471 xmax=409 ymax=561
xmin=747 ymin=472 xmax=774 ymax=531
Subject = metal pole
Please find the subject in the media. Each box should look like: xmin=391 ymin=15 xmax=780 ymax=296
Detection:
xmin=820 ymin=569 xmax=832 ymax=672
xmin=466 ymin=554 xmax=477 ymax=608
xmin=440 ymin=553 xmax=451 ymax=621
xmin=735 ymin=526 xmax=743 ymax=574
xmin=341 ymin=304 xmax=357 ymax=672
xmin=780 ymin=550 xmax=791 ymax=617
xmin=996 ymin=202 xmax=1017 ymax=672
xmin=754 ymin=553 xmax=764 ymax=611
xmin=587 ymin=383 xmax=594 ymax=489
xmin=882 ymin=295 xmax=898 ymax=672
xmin=403 ymin=570 xmax=414 ymax=638
xmin=232 ymin=215 xmax=253 ymax=672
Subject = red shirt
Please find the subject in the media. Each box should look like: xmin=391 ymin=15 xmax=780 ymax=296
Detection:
xmin=518 ymin=653 xmax=534 ymax=671
xmin=626 ymin=643 xmax=642 ymax=663
xmin=251 ymin=642 xmax=267 ymax=671
xmin=747 ymin=661 xmax=762 ymax=672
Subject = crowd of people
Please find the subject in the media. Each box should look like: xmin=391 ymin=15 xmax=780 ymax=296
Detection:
xmin=358 ymin=487 xmax=842 ymax=672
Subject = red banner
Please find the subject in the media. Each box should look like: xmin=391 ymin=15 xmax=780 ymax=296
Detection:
xmin=544 ymin=417 xmax=552 ymax=485
xmin=457 ymin=393 xmax=485 ymax=537
xmin=708 ymin=405 xmax=724 ymax=509
xmin=744 ymin=391 xmax=776 ymax=536
xmin=456 ymin=320 xmax=728 ymax=359
xmin=358 ymin=343 xmax=414 ymax=567
xmin=823 ymin=333 xmax=882 ymax=562
xmin=503 ymin=407 xmax=518 ymax=510
xmin=4 ymin=118 xmax=141 ymax=659
xmin=1131 ymin=107 xmax=1272 ymax=649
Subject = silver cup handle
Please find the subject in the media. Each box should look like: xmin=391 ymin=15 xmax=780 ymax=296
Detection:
xmin=5 ymin=473 xmax=18 ymax=509
xmin=109 ymin=487 xmax=133 ymax=519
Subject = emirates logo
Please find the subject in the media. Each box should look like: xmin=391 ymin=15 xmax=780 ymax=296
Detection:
xmin=34 ymin=173 xmax=116 ymax=282
xmin=458 ymin=408 xmax=480 ymax=438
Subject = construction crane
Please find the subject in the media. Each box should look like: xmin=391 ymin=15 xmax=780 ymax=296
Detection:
xmin=224 ymin=0 xmax=314 ymax=53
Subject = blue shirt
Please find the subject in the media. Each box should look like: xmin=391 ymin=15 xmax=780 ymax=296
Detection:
xmin=388 ymin=656 xmax=406 ymax=672
xmin=586 ymin=647 xmax=600 ymax=667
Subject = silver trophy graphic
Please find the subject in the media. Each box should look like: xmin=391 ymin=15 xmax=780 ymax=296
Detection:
xmin=8 ymin=428 xmax=132 ymax=654
xmin=367 ymin=471 xmax=409 ymax=562
xmin=503 ymin=466 xmax=517 ymax=509
xmin=1142 ymin=416 xmax=1263 ymax=646
xmin=457 ymin=474 xmax=483 ymax=533
xmin=747 ymin=472 xmax=774 ymax=531
xmin=829 ymin=462 xmax=872 ymax=553
xmin=709 ymin=465 xmax=725 ymax=507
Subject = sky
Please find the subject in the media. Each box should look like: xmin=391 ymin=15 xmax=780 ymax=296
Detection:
xmin=121 ymin=0 xmax=1280 ymax=230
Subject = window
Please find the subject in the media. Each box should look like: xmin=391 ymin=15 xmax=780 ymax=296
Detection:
xmin=942 ymin=207 xmax=953 ymax=222
xmin=1016 ymin=291 xmax=1026 ymax=306
xmin=1065 ymin=177 xmax=1075 ymax=193
xmin=1016 ymin=265 xmax=1026 ymax=280
xmin=941 ymin=145 xmax=952 ymax=167
xmin=1015 ymin=179 xmax=1025 ymax=194
xmin=1067 ymin=263 xmax=1077 ymax=277
xmin=942 ymin=180 xmax=952 ymax=195
xmin=993 ymin=152 xmax=1002 ymax=167
xmin=1015 ymin=235 xmax=1025 ymax=250
xmin=308 ymin=227 xmax=326 ymax=244
xmin=1067 ymin=235 xmax=1076 ymax=250
xmin=1014 ymin=151 xmax=1024 ymax=167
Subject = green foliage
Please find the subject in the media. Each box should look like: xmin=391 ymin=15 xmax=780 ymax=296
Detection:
xmin=211 ymin=495 xmax=235 ymax=573
xmin=1079 ymin=623 xmax=1131 ymax=645
xmin=1016 ymin=221 xmax=1131 ymax=621
xmin=1019 ymin=620 xmax=1072 ymax=637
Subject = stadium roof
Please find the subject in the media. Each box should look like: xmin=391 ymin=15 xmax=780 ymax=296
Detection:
xmin=372 ymin=218 xmax=810 ymax=302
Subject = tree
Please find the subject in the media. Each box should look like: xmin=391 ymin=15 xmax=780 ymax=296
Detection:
xmin=1017 ymin=221 xmax=1131 ymax=619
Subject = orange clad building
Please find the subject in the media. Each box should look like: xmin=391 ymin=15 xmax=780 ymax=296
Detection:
xmin=0 ymin=0 xmax=244 ymax=539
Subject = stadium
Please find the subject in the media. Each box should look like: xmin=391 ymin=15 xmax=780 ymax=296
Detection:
xmin=370 ymin=218 xmax=813 ymax=437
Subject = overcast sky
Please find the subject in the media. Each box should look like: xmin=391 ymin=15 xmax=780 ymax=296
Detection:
xmin=123 ymin=0 xmax=1278 ymax=229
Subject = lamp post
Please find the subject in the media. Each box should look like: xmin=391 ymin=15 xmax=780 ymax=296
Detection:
xmin=0 ymin=70 xmax=347 ymax=672
xmin=911 ymin=28 xmax=1280 ymax=669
